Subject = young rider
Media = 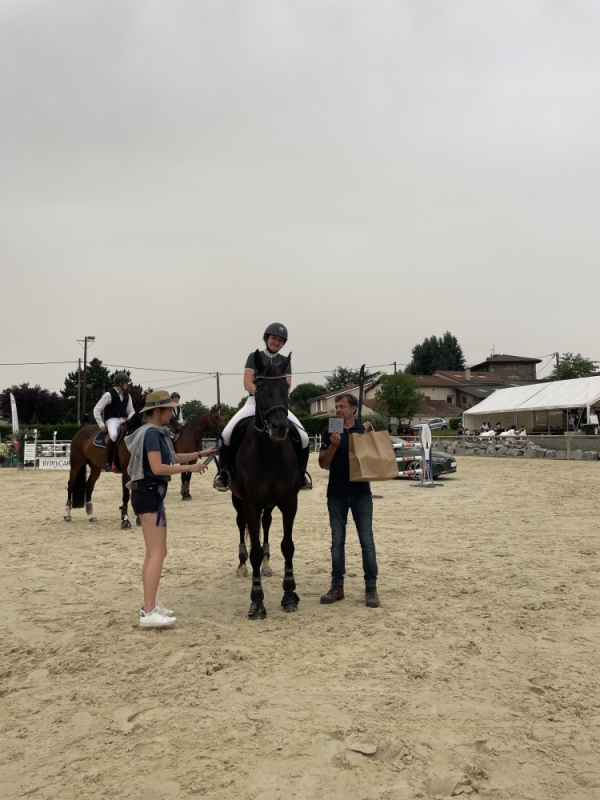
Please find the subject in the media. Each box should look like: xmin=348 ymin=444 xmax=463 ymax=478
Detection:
xmin=93 ymin=372 xmax=136 ymax=472
xmin=171 ymin=392 xmax=185 ymax=424
xmin=214 ymin=322 xmax=312 ymax=492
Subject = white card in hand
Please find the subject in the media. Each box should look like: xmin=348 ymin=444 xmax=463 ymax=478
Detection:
xmin=328 ymin=418 xmax=344 ymax=434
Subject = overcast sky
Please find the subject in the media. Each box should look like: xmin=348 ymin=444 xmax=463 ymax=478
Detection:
xmin=1 ymin=0 xmax=598 ymax=405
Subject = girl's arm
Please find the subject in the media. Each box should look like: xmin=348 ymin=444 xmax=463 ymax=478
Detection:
xmin=175 ymin=447 xmax=217 ymax=462
xmin=243 ymin=368 xmax=256 ymax=395
xmin=147 ymin=451 xmax=207 ymax=475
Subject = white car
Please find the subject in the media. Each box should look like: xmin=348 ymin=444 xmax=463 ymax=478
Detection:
xmin=412 ymin=417 xmax=448 ymax=431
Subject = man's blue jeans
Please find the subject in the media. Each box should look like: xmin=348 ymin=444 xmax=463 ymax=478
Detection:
xmin=327 ymin=495 xmax=378 ymax=586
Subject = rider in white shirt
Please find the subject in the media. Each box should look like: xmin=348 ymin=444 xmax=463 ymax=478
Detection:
xmin=171 ymin=392 xmax=185 ymax=425
xmin=93 ymin=372 xmax=135 ymax=472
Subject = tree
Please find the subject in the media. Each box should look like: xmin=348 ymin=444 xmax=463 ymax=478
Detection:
xmin=289 ymin=382 xmax=326 ymax=413
xmin=549 ymin=353 xmax=598 ymax=381
xmin=324 ymin=367 xmax=381 ymax=392
xmin=62 ymin=357 xmax=112 ymax=421
xmin=405 ymin=332 xmax=466 ymax=375
xmin=1 ymin=383 xmax=66 ymax=425
xmin=373 ymin=373 xmax=423 ymax=419
xmin=181 ymin=399 xmax=208 ymax=420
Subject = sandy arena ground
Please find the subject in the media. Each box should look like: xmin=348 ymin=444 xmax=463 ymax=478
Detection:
xmin=1 ymin=455 xmax=600 ymax=800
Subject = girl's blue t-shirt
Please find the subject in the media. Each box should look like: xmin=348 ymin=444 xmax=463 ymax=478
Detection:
xmin=143 ymin=428 xmax=171 ymax=482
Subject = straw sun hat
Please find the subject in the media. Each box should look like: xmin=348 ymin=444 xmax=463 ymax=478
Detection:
xmin=141 ymin=390 xmax=178 ymax=413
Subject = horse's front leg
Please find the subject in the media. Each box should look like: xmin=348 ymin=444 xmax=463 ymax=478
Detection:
xmin=246 ymin=504 xmax=266 ymax=620
xmin=120 ymin=482 xmax=132 ymax=530
xmin=232 ymin=495 xmax=248 ymax=577
xmin=279 ymin=495 xmax=299 ymax=613
xmin=85 ymin=466 xmax=101 ymax=523
xmin=261 ymin=507 xmax=273 ymax=577
xmin=181 ymin=471 xmax=192 ymax=501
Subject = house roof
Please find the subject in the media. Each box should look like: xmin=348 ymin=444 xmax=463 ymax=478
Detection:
xmin=456 ymin=385 xmax=504 ymax=400
xmin=433 ymin=370 xmax=504 ymax=384
xmin=308 ymin=381 xmax=376 ymax=403
xmin=470 ymin=354 xmax=542 ymax=369
xmin=416 ymin=399 xmax=463 ymax=417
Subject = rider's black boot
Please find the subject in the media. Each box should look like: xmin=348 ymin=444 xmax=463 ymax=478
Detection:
xmin=294 ymin=439 xmax=312 ymax=491
xmin=104 ymin=439 xmax=115 ymax=472
xmin=213 ymin=444 xmax=230 ymax=492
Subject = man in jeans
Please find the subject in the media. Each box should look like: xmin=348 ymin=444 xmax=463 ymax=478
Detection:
xmin=319 ymin=393 xmax=380 ymax=608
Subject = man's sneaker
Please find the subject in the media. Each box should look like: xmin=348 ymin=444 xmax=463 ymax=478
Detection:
xmin=213 ymin=473 xmax=229 ymax=493
xmin=365 ymin=586 xmax=380 ymax=608
xmin=320 ymin=585 xmax=345 ymax=604
xmin=141 ymin=601 xmax=174 ymax=617
xmin=139 ymin=608 xmax=176 ymax=627
xmin=299 ymin=471 xmax=313 ymax=491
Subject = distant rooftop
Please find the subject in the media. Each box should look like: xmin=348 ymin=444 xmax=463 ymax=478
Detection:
xmin=470 ymin=354 xmax=542 ymax=368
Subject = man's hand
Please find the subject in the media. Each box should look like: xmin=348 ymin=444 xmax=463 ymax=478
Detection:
xmin=319 ymin=432 xmax=341 ymax=469
xmin=329 ymin=431 xmax=341 ymax=447
xmin=363 ymin=422 xmax=373 ymax=433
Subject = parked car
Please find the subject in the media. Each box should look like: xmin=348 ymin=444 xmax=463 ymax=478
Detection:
xmin=390 ymin=436 xmax=457 ymax=479
xmin=412 ymin=417 xmax=448 ymax=431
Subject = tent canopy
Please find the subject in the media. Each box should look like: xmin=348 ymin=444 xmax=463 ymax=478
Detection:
xmin=463 ymin=376 xmax=600 ymax=427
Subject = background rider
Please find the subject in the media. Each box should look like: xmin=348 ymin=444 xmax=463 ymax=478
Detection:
xmin=93 ymin=372 xmax=135 ymax=472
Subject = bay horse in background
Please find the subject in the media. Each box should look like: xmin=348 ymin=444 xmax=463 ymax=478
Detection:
xmin=229 ymin=351 xmax=302 ymax=620
xmin=173 ymin=406 xmax=224 ymax=500
xmin=64 ymin=407 xmax=224 ymax=527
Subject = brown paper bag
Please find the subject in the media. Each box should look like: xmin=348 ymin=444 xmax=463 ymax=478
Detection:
xmin=349 ymin=431 xmax=398 ymax=482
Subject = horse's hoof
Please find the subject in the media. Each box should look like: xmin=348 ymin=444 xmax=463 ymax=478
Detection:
xmin=121 ymin=519 xmax=132 ymax=530
xmin=248 ymin=603 xmax=267 ymax=621
xmin=88 ymin=517 xmax=97 ymax=523
xmin=261 ymin=566 xmax=273 ymax=578
xmin=136 ymin=517 xmax=141 ymax=527
xmin=64 ymin=516 xmax=71 ymax=522
xmin=181 ymin=495 xmax=192 ymax=501
xmin=281 ymin=591 xmax=300 ymax=613
xmin=236 ymin=565 xmax=248 ymax=578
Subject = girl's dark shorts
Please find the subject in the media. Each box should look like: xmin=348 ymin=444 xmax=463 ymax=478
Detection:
xmin=131 ymin=478 xmax=168 ymax=516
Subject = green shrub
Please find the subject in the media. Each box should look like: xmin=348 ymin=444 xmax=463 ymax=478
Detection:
xmin=449 ymin=417 xmax=461 ymax=430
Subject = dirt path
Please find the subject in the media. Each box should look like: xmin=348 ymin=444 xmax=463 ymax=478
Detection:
xmin=1 ymin=456 xmax=600 ymax=799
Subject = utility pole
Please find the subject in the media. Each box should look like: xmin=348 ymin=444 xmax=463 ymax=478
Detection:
xmin=80 ymin=336 xmax=95 ymax=423
xmin=393 ymin=361 xmax=397 ymax=374
xmin=77 ymin=358 xmax=81 ymax=424
xmin=555 ymin=351 xmax=560 ymax=377
xmin=216 ymin=372 xmax=221 ymax=407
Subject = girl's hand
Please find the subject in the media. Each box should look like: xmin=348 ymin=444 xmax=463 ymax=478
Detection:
xmin=199 ymin=446 xmax=218 ymax=457
xmin=190 ymin=463 xmax=208 ymax=474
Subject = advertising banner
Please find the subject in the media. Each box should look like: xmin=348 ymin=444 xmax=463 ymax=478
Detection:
xmin=10 ymin=392 xmax=19 ymax=435
xmin=38 ymin=458 xmax=71 ymax=470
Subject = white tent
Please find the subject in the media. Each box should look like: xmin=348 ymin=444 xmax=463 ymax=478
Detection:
xmin=463 ymin=376 xmax=600 ymax=433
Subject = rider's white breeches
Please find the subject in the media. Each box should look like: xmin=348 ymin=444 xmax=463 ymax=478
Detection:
xmin=221 ymin=396 xmax=309 ymax=447
xmin=106 ymin=417 xmax=126 ymax=441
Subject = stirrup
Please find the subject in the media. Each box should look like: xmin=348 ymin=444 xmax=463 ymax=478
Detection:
xmin=299 ymin=471 xmax=313 ymax=491
xmin=104 ymin=463 xmax=113 ymax=473
xmin=213 ymin=473 xmax=229 ymax=493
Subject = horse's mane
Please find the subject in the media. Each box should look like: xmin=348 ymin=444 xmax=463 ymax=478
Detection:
xmin=262 ymin=359 xmax=285 ymax=378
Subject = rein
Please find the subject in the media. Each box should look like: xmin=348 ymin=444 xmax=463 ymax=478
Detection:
xmin=254 ymin=375 xmax=289 ymax=434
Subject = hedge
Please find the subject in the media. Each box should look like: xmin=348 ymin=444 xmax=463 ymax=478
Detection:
xmin=0 ymin=423 xmax=83 ymax=441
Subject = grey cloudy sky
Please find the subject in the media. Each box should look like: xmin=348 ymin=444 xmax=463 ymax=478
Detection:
xmin=1 ymin=0 xmax=598 ymax=404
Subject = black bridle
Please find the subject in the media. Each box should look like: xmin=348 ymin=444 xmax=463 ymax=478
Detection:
xmin=253 ymin=375 xmax=289 ymax=434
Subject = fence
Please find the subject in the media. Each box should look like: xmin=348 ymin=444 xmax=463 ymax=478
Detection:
xmin=432 ymin=435 xmax=600 ymax=462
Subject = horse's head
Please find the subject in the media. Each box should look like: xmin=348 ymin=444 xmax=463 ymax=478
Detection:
xmin=253 ymin=349 xmax=291 ymax=442
xmin=208 ymin=405 xmax=225 ymax=432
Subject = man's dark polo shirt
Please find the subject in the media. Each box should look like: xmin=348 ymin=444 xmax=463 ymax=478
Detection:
xmin=321 ymin=421 xmax=372 ymax=498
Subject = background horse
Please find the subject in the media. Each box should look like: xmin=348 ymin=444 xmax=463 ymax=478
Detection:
xmin=174 ymin=406 xmax=224 ymax=500
xmin=229 ymin=351 xmax=301 ymax=620
xmin=64 ymin=408 xmax=224 ymax=527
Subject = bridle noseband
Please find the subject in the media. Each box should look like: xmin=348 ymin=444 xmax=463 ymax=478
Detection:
xmin=253 ymin=375 xmax=289 ymax=434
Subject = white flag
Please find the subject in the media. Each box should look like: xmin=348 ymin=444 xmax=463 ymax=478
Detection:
xmin=10 ymin=392 xmax=19 ymax=435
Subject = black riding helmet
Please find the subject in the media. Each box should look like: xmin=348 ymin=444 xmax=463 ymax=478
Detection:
xmin=263 ymin=322 xmax=288 ymax=343
xmin=113 ymin=372 xmax=129 ymax=385
xmin=170 ymin=392 xmax=180 ymax=399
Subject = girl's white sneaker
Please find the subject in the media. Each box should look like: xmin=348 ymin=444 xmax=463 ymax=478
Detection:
xmin=140 ymin=601 xmax=175 ymax=617
xmin=139 ymin=608 xmax=176 ymax=627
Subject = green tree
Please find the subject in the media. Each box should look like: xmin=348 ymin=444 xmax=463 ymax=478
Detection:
xmin=373 ymin=373 xmax=423 ymax=419
xmin=549 ymin=353 xmax=598 ymax=380
xmin=324 ymin=367 xmax=381 ymax=392
xmin=62 ymin=357 xmax=112 ymax=421
xmin=1 ymin=384 xmax=66 ymax=425
xmin=289 ymin=382 xmax=326 ymax=413
xmin=181 ymin=399 xmax=208 ymax=420
xmin=406 ymin=332 xmax=465 ymax=375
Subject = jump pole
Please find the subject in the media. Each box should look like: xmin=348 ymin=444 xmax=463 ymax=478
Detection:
xmin=411 ymin=423 xmax=442 ymax=489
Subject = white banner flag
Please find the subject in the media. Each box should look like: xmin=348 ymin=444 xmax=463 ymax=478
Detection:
xmin=10 ymin=392 xmax=19 ymax=435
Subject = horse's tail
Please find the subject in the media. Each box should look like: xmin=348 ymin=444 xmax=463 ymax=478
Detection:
xmin=71 ymin=464 xmax=87 ymax=508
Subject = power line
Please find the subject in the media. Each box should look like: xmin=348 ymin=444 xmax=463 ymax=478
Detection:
xmin=0 ymin=360 xmax=77 ymax=366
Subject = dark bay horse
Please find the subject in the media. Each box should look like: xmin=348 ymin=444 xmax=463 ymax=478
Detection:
xmin=64 ymin=408 xmax=224 ymax=527
xmin=174 ymin=406 xmax=224 ymax=500
xmin=229 ymin=351 xmax=301 ymax=620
